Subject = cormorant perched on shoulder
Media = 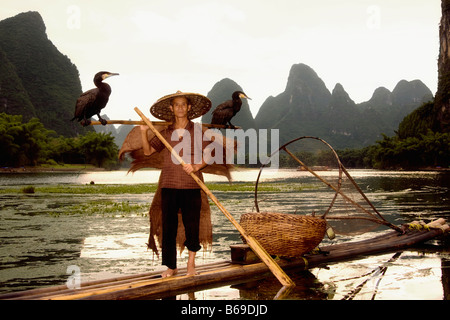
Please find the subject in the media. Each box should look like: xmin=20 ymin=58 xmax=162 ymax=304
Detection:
xmin=71 ymin=71 xmax=119 ymax=126
xmin=211 ymin=91 xmax=251 ymax=129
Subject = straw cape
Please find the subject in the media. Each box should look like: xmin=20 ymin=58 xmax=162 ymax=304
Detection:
xmin=119 ymin=123 xmax=236 ymax=255
xmin=150 ymin=91 xmax=212 ymax=121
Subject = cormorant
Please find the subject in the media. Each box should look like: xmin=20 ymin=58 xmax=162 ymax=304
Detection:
xmin=71 ymin=71 xmax=119 ymax=126
xmin=211 ymin=91 xmax=251 ymax=128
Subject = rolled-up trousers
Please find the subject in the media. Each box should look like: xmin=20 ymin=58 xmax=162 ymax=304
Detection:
xmin=161 ymin=188 xmax=202 ymax=270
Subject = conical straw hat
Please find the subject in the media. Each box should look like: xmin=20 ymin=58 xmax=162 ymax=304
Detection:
xmin=150 ymin=91 xmax=211 ymax=121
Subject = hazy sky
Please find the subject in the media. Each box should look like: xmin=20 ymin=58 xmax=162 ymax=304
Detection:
xmin=1 ymin=0 xmax=442 ymax=121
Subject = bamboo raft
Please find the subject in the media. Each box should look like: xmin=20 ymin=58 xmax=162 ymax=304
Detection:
xmin=1 ymin=224 xmax=447 ymax=300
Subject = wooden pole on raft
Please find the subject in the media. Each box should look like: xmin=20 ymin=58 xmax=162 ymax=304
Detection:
xmin=90 ymin=120 xmax=158 ymax=126
xmin=89 ymin=120 xmax=239 ymax=129
xmin=134 ymin=107 xmax=295 ymax=288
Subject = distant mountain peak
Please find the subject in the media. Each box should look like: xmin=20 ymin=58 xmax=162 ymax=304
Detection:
xmin=331 ymin=83 xmax=350 ymax=98
xmin=3 ymin=11 xmax=47 ymax=36
xmin=286 ymin=63 xmax=330 ymax=93
xmin=392 ymin=79 xmax=433 ymax=105
xmin=286 ymin=64 xmax=319 ymax=87
xmin=330 ymin=83 xmax=355 ymax=107
xmin=282 ymin=63 xmax=332 ymax=111
xmin=255 ymin=62 xmax=434 ymax=149
xmin=0 ymin=11 xmax=85 ymax=137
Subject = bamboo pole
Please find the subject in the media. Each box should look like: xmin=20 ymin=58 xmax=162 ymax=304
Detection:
xmin=90 ymin=120 xmax=159 ymax=126
xmin=134 ymin=107 xmax=294 ymax=288
xmin=339 ymin=165 xmax=386 ymax=221
xmin=0 ymin=261 xmax=231 ymax=300
xmin=90 ymin=120 xmax=239 ymax=129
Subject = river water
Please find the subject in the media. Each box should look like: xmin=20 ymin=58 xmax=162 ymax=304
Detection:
xmin=0 ymin=169 xmax=449 ymax=300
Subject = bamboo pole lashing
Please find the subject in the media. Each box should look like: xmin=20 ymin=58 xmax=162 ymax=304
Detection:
xmin=134 ymin=107 xmax=295 ymax=288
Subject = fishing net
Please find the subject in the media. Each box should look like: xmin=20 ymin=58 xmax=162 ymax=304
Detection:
xmin=254 ymin=136 xmax=401 ymax=237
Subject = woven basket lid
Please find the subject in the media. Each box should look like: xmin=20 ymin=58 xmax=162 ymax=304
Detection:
xmin=150 ymin=91 xmax=212 ymax=121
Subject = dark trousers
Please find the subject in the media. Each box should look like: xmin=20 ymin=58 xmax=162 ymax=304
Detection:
xmin=161 ymin=188 xmax=202 ymax=270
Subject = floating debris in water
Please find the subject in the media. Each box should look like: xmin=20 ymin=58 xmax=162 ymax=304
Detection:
xmin=21 ymin=186 xmax=35 ymax=194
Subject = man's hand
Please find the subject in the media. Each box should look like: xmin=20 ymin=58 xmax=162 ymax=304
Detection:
xmin=183 ymin=164 xmax=203 ymax=175
xmin=140 ymin=125 xmax=154 ymax=156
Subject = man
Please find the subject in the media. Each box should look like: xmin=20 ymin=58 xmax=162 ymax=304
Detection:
xmin=140 ymin=91 xmax=212 ymax=278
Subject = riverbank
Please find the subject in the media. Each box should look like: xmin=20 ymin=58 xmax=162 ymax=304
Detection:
xmin=0 ymin=164 xmax=104 ymax=173
xmin=0 ymin=181 xmax=309 ymax=195
xmin=2 ymin=163 xmax=450 ymax=174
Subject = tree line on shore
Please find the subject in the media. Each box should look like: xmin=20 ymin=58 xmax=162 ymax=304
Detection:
xmin=0 ymin=113 xmax=119 ymax=169
xmin=1 ymin=104 xmax=449 ymax=170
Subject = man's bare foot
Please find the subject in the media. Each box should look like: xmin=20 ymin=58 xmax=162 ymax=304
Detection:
xmin=187 ymin=251 xmax=197 ymax=276
xmin=161 ymin=268 xmax=178 ymax=278
xmin=186 ymin=268 xmax=198 ymax=276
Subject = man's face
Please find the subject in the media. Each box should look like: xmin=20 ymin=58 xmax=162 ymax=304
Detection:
xmin=170 ymin=97 xmax=191 ymax=118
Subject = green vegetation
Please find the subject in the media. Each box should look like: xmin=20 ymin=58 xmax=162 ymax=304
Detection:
xmin=0 ymin=181 xmax=312 ymax=195
xmin=278 ymin=149 xmax=339 ymax=168
xmin=0 ymin=113 xmax=55 ymax=167
xmin=0 ymin=181 xmax=279 ymax=219
xmin=33 ymin=184 xmax=157 ymax=194
xmin=0 ymin=181 xmax=317 ymax=217
xmin=67 ymin=201 xmax=149 ymax=217
xmin=337 ymin=101 xmax=450 ymax=169
xmin=0 ymin=113 xmax=119 ymax=168
xmin=368 ymin=130 xmax=450 ymax=169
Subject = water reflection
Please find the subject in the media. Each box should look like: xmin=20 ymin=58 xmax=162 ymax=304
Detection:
xmin=0 ymin=169 xmax=449 ymax=299
xmin=233 ymin=271 xmax=331 ymax=300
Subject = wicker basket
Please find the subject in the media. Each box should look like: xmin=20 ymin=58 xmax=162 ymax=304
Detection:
xmin=240 ymin=212 xmax=327 ymax=258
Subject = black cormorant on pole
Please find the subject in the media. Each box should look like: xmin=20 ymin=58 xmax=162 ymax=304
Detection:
xmin=211 ymin=91 xmax=251 ymax=129
xmin=71 ymin=71 xmax=119 ymax=126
